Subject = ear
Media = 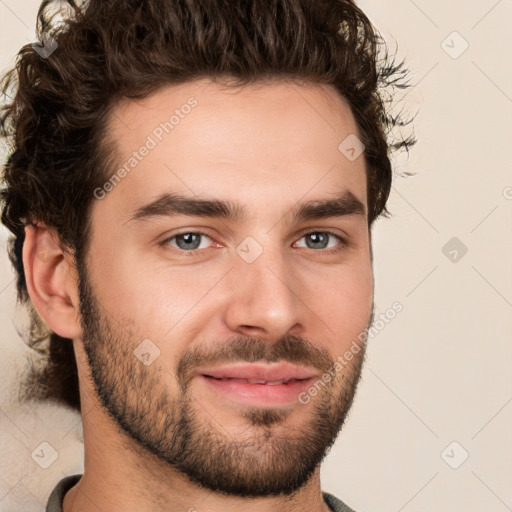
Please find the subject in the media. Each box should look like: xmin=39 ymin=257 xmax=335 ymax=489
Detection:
xmin=22 ymin=224 xmax=82 ymax=339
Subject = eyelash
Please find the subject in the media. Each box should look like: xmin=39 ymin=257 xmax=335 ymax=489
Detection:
xmin=160 ymin=230 xmax=348 ymax=256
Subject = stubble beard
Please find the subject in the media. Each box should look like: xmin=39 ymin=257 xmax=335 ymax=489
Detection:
xmin=77 ymin=265 xmax=370 ymax=497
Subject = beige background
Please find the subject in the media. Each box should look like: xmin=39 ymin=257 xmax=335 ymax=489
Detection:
xmin=1 ymin=1 xmax=511 ymax=511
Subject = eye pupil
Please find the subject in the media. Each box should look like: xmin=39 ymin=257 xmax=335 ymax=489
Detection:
xmin=307 ymin=233 xmax=328 ymax=249
xmin=176 ymin=233 xmax=201 ymax=250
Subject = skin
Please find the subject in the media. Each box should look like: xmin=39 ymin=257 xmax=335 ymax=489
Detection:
xmin=23 ymin=78 xmax=374 ymax=512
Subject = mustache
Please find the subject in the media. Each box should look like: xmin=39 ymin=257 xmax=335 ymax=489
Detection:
xmin=176 ymin=335 xmax=334 ymax=389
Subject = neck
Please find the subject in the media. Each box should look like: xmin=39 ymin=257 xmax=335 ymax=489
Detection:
xmin=62 ymin=456 xmax=331 ymax=512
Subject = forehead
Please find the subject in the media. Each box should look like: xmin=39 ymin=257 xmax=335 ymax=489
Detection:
xmin=97 ymin=78 xmax=367 ymax=222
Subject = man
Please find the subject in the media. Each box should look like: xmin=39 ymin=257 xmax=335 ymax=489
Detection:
xmin=0 ymin=0 xmax=414 ymax=510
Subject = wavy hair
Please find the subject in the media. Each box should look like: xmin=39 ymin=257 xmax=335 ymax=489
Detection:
xmin=0 ymin=0 xmax=416 ymax=412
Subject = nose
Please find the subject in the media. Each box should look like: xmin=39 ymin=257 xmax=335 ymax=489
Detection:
xmin=222 ymin=243 xmax=306 ymax=341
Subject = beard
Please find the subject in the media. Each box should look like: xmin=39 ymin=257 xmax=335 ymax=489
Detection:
xmin=76 ymin=262 xmax=372 ymax=498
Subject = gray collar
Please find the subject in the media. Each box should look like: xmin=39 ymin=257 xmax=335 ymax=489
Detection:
xmin=46 ymin=474 xmax=356 ymax=512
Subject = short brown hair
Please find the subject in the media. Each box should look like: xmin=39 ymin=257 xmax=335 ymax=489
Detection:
xmin=0 ymin=0 xmax=415 ymax=412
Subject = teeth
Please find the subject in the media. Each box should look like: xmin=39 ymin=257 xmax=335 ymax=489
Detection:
xmin=239 ymin=378 xmax=293 ymax=385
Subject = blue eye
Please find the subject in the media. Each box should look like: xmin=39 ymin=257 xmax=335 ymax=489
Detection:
xmin=161 ymin=230 xmax=347 ymax=255
xmin=164 ymin=232 xmax=213 ymax=251
xmin=294 ymin=231 xmax=346 ymax=254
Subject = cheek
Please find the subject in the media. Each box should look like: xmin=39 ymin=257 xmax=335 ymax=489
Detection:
xmin=90 ymin=257 xmax=222 ymax=349
xmin=307 ymin=260 xmax=374 ymax=349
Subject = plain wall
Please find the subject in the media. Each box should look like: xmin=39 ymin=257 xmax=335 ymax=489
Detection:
xmin=0 ymin=1 xmax=511 ymax=511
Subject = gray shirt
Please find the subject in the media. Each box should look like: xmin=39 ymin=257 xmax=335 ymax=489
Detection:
xmin=46 ymin=474 xmax=356 ymax=512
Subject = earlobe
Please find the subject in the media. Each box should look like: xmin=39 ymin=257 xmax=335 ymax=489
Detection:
xmin=22 ymin=224 xmax=82 ymax=339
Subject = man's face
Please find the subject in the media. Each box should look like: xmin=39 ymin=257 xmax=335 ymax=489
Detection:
xmin=77 ymin=79 xmax=374 ymax=496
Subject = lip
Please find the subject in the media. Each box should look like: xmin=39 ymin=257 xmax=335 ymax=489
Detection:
xmin=195 ymin=363 xmax=318 ymax=406
xmin=197 ymin=362 xmax=318 ymax=383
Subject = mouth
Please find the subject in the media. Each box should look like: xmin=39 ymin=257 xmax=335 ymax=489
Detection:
xmin=198 ymin=362 xmax=318 ymax=382
xmin=202 ymin=375 xmax=310 ymax=386
xmin=196 ymin=363 xmax=318 ymax=405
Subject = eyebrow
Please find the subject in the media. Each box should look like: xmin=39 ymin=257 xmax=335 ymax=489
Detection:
xmin=125 ymin=190 xmax=366 ymax=225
